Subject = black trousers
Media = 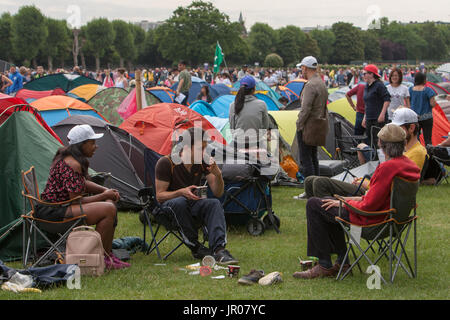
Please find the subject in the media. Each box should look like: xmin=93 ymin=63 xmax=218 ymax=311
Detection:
xmin=419 ymin=118 xmax=433 ymax=146
xmin=306 ymin=197 xmax=349 ymax=260
xmin=304 ymin=176 xmax=366 ymax=199
xmin=297 ymin=130 xmax=319 ymax=178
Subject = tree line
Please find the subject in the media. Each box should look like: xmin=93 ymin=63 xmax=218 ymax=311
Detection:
xmin=1 ymin=1 xmax=449 ymax=71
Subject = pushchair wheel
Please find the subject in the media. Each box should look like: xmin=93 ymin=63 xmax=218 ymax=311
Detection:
xmin=263 ymin=214 xmax=280 ymax=230
xmin=247 ymin=218 xmax=265 ymax=236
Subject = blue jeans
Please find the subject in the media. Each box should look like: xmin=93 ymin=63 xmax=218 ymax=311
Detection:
xmin=355 ymin=112 xmax=365 ymax=136
xmin=162 ymin=197 xmax=227 ymax=252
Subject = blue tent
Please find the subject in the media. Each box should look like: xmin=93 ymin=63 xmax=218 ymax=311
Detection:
xmin=211 ymin=95 xmax=235 ymax=118
xmin=254 ymin=93 xmax=280 ymax=111
xmin=147 ymin=87 xmax=175 ymax=103
xmin=285 ymin=80 xmax=306 ymax=100
xmin=171 ymin=77 xmax=219 ymax=105
xmin=211 ymin=83 xmax=231 ymax=97
xmin=232 ymin=79 xmax=282 ymax=107
xmin=190 ymin=100 xmax=218 ymax=117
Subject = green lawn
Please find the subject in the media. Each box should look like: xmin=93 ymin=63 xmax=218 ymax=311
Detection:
xmin=1 ymin=184 xmax=449 ymax=300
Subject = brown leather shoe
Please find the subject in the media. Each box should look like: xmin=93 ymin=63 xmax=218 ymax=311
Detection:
xmin=293 ymin=264 xmax=336 ymax=279
xmin=333 ymin=263 xmax=353 ymax=277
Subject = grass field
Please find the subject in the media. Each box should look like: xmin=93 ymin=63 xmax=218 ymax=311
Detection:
xmin=1 ymin=183 xmax=449 ymax=300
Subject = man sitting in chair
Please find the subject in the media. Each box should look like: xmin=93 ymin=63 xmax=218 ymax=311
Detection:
xmin=296 ymin=108 xmax=426 ymax=200
xmin=155 ymin=127 xmax=238 ymax=264
xmin=293 ymin=123 xmax=420 ymax=279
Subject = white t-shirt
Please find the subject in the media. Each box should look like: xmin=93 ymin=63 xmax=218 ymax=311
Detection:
xmin=387 ymin=84 xmax=410 ymax=119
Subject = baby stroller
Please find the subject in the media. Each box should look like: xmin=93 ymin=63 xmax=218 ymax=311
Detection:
xmin=210 ymin=163 xmax=280 ymax=236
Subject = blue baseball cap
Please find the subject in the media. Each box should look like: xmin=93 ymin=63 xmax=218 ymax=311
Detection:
xmin=240 ymin=75 xmax=256 ymax=89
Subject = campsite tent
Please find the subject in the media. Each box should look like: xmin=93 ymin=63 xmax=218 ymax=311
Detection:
xmin=30 ymin=95 xmax=108 ymax=127
xmin=190 ymin=100 xmax=218 ymax=117
xmin=15 ymin=88 xmax=66 ymax=102
xmin=52 ymin=115 xmax=148 ymax=209
xmin=426 ymin=81 xmax=449 ymax=96
xmin=254 ymin=93 xmax=280 ymax=111
xmin=24 ymin=73 xmax=101 ymax=92
xmin=211 ymin=83 xmax=231 ymax=97
xmin=171 ymin=77 xmax=219 ymax=105
xmin=0 ymin=111 xmax=63 ymax=261
xmin=147 ymin=87 xmax=176 ymax=103
xmin=437 ymin=99 xmax=450 ymax=121
xmin=119 ymin=103 xmax=226 ymax=155
xmin=430 ymin=104 xmax=450 ymax=145
xmin=211 ymin=95 xmax=235 ymax=118
xmin=278 ymin=86 xmax=299 ymax=103
xmin=68 ymin=84 xmax=106 ymax=101
xmin=87 ymin=87 xmax=130 ymax=126
xmin=284 ymin=79 xmax=307 ymax=101
xmin=232 ymin=79 xmax=282 ymax=108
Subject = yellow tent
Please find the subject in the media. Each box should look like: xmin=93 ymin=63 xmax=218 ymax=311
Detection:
xmin=268 ymin=110 xmax=299 ymax=145
xmin=69 ymin=84 xmax=106 ymax=101
xmin=327 ymin=98 xmax=356 ymax=125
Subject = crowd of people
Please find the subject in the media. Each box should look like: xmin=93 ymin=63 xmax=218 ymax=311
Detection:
xmin=2 ymin=55 xmax=449 ymax=281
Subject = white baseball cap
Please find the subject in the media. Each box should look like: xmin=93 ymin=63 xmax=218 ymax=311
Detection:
xmin=391 ymin=108 xmax=419 ymax=126
xmin=67 ymin=125 xmax=104 ymax=145
xmin=299 ymin=56 xmax=318 ymax=69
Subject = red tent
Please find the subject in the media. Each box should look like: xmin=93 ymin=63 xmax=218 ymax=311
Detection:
xmin=15 ymin=88 xmax=66 ymax=101
xmin=0 ymin=93 xmax=63 ymax=144
xmin=119 ymin=103 xmax=226 ymax=155
xmin=429 ymin=103 xmax=450 ymax=146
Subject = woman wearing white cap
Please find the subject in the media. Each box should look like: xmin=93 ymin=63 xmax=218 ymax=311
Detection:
xmin=38 ymin=124 xmax=130 ymax=270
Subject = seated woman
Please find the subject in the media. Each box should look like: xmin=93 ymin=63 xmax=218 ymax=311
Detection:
xmin=38 ymin=124 xmax=130 ymax=270
xmin=293 ymin=124 xmax=420 ymax=279
xmin=196 ymin=85 xmax=212 ymax=103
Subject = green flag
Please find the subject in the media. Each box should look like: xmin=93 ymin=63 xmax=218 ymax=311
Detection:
xmin=213 ymin=42 xmax=224 ymax=74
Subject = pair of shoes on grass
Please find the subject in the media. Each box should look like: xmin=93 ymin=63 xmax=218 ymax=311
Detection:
xmin=238 ymin=269 xmax=282 ymax=286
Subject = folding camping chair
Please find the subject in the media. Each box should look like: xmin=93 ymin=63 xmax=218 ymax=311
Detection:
xmin=334 ymin=176 xmax=419 ymax=284
xmin=139 ymin=186 xmax=209 ymax=260
xmin=21 ymin=166 xmax=86 ymax=268
xmin=334 ymin=121 xmax=369 ymax=169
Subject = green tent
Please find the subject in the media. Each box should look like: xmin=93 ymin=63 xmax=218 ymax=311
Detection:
xmin=0 ymin=112 xmax=62 ymax=261
xmin=87 ymin=87 xmax=129 ymax=126
xmin=24 ymin=73 xmax=101 ymax=92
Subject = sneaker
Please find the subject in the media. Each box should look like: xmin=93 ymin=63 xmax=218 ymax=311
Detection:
xmin=104 ymin=255 xmax=124 ymax=270
xmin=258 ymin=271 xmax=283 ymax=285
xmin=110 ymin=253 xmax=131 ymax=268
xmin=214 ymin=249 xmax=239 ymax=265
xmin=191 ymin=243 xmax=211 ymax=260
xmin=293 ymin=192 xmax=308 ymax=200
xmin=238 ymin=270 xmax=265 ymax=285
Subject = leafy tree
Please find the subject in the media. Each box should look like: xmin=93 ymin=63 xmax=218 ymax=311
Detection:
xmin=361 ymin=30 xmax=381 ymax=61
xmin=42 ymin=18 xmax=70 ymax=71
xmin=301 ymin=33 xmax=320 ymax=59
xmin=419 ymin=22 xmax=448 ymax=60
xmin=310 ymin=29 xmax=335 ymax=64
xmin=112 ymin=20 xmax=134 ymax=67
xmin=248 ymin=23 xmax=278 ymax=64
xmin=264 ymin=53 xmax=283 ymax=68
xmin=384 ymin=21 xmax=427 ymax=60
xmin=85 ymin=18 xmax=115 ymax=70
xmin=0 ymin=13 xmax=14 ymax=62
xmin=220 ymin=22 xmax=250 ymax=65
xmin=331 ymin=22 xmax=364 ymax=64
xmin=129 ymin=23 xmax=146 ymax=64
xmin=276 ymin=25 xmax=306 ymax=66
xmin=11 ymin=6 xmax=48 ymax=67
xmin=155 ymin=1 xmax=240 ymax=66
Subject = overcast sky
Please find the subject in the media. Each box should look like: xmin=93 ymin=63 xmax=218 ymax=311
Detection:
xmin=1 ymin=0 xmax=449 ymax=29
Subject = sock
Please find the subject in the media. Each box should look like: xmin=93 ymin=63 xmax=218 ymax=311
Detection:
xmin=318 ymin=258 xmax=332 ymax=269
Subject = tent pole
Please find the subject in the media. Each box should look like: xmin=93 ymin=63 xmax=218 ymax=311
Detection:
xmin=136 ymin=70 xmax=142 ymax=111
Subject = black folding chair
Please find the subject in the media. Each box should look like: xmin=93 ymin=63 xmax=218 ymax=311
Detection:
xmin=21 ymin=166 xmax=86 ymax=268
xmin=139 ymin=186 xmax=209 ymax=261
xmin=334 ymin=121 xmax=370 ymax=169
xmin=334 ymin=176 xmax=419 ymax=284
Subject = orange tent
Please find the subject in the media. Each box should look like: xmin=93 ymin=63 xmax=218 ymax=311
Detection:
xmin=119 ymin=103 xmax=226 ymax=155
xmin=30 ymin=95 xmax=108 ymax=126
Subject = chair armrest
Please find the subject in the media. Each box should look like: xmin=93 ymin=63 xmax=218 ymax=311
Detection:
xmin=334 ymin=194 xmax=396 ymax=217
xmin=22 ymin=192 xmax=83 ymax=207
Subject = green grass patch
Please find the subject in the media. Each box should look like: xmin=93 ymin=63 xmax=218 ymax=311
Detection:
xmin=1 ymin=184 xmax=449 ymax=300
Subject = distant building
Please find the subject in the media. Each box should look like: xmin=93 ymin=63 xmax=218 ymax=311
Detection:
xmin=302 ymin=25 xmax=331 ymax=33
xmin=134 ymin=20 xmax=164 ymax=32
xmin=238 ymin=12 xmax=247 ymax=37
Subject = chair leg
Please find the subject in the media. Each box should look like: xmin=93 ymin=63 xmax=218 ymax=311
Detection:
xmin=144 ymin=211 xmax=161 ymax=260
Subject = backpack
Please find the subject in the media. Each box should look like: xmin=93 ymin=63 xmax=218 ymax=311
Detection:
xmin=65 ymin=226 xmax=105 ymax=276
